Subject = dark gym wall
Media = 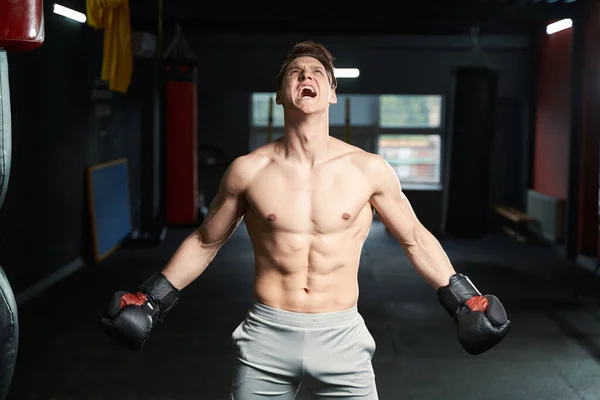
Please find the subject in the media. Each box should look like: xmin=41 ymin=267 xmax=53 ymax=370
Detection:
xmin=196 ymin=93 xmax=250 ymax=206
xmin=188 ymin=34 xmax=532 ymax=231
xmin=579 ymin=2 xmax=600 ymax=256
xmin=533 ymin=28 xmax=571 ymax=200
xmin=187 ymin=35 xmax=529 ymax=95
xmin=0 ymin=3 xmax=144 ymax=294
xmin=533 ymin=8 xmax=600 ymax=257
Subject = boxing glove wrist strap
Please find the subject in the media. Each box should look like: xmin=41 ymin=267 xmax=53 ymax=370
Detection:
xmin=437 ymin=273 xmax=481 ymax=318
xmin=138 ymin=273 xmax=181 ymax=320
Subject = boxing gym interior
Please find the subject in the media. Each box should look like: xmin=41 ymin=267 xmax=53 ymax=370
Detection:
xmin=1 ymin=0 xmax=600 ymax=399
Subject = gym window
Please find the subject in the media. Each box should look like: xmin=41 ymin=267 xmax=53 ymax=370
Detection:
xmin=377 ymin=94 xmax=444 ymax=190
xmin=377 ymin=134 xmax=442 ymax=190
xmin=379 ymin=95 xmax=442 ymax=128
xmin=251 ymin=93 xmax=284 ymax=127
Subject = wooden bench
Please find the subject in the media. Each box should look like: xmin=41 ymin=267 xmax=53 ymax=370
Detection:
xmin=494 ymin=205 xmax=537 ymax=242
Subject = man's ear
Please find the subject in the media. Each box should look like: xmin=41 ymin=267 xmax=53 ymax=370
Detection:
xmin=275 ymin=91 xmax=282 ymax=105
xmin=329 ymin=88 xmax=337 ymax=105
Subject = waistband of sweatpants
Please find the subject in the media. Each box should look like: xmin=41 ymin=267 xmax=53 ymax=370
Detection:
xmin=249 ymin=301 xmax=360 ymax=328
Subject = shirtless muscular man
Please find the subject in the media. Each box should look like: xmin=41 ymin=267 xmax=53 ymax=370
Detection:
xmin=100 ymin=41 xmax=510 ymax=399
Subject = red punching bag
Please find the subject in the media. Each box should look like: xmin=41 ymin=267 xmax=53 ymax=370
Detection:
xmin=0 ymin=0 xmax=45 ymax=52
xmin=164 ymin=60 xmax=198 ymax=225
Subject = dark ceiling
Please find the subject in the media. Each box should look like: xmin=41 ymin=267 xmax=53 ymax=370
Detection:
xmin=69 ymin=0 xmax=581 ymax=35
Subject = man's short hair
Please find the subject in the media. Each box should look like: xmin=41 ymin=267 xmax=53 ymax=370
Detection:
xmin=276 ymin=41 xmax=337 ymax=91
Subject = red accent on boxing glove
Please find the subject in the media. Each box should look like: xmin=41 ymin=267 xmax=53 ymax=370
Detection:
xmin=465 ymin=296 xmax=488 ymax=312
xmin=119 ymin=292 xmax=148 ymax=309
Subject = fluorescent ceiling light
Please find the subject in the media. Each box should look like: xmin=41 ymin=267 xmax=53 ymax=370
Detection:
xmin=334 ymin=68 xmax=360 ymax=78
xmin=53 ymin=4 xmax=86 ymax=23
xmin=546 ymin=19 xmax=572 ymax=35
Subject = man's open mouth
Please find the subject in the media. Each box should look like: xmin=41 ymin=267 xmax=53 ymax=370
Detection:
xmin=299 ymin=85 xmax=317 ymax=98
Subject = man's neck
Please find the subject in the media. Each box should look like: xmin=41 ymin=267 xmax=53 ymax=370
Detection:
xmin=280 ymin=113 xmax=330 ymax=166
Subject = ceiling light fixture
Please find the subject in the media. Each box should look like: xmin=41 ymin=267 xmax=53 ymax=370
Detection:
xmin=546 ymin=19 xmax=572 ymax=35
xmin=53 ymin=4 xmax=87 ymax=23
xmin=334 ymin=68 xmax=360 ymax=79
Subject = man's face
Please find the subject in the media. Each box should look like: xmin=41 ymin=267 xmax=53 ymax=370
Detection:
xmin=276 ymin=56 xmax=337 ymax=114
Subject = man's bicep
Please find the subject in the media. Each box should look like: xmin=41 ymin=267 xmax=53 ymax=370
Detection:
xmin=198 ymin=190 xmax=246 ymax=246
xmin=196 ymin=159 xmax=249 ymax=246
xmin=369 ymin=156 xmax=421 ymax=245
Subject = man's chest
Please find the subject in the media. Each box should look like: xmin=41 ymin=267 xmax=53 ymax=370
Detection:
xmin=244 ymin=166 xmax=373 ymax=231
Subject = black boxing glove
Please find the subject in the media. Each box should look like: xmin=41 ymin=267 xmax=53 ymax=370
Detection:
xmin=100 ymin=273 xmax=180 ymax=350
xmin=437 ymin=273 xmax=510 ymax=355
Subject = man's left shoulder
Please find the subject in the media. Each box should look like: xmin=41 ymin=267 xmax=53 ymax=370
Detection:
xmin=346 ymin=148 xmax=388 ymax=175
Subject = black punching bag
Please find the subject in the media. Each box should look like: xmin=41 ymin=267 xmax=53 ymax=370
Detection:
xmin=0 ymin=51 xmax=18 ymax=400
xmin=443 ymin=67 xmax=498 ymax=238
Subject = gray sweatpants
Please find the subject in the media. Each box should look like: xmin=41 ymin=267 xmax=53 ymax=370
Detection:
xmin=230 ymin=302 xmax=378 ymax=399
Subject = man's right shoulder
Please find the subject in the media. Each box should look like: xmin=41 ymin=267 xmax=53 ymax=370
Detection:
xmin=224 ymin=149 xmax=272 ymax=190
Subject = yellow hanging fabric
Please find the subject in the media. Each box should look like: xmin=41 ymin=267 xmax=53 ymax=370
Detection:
xmin=86 ymin=0 xmax=132 ymax=93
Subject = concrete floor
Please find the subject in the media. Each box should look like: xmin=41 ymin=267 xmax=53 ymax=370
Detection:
xmin=6 ymin=220 xmax=600 ymax=400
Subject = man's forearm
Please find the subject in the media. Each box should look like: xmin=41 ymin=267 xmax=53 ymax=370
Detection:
xmin=160 ymin=232 xmax=221 ymax=290
xmin=403 ymin=225 xmax=455 ymax=289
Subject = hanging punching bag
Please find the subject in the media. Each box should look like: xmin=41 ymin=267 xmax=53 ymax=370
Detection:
xmin=0 ymin=1 xmax=45 ymax=398
xmin=164 ymin=60 xmax=198 ymax=225
xmin=443 ymin=66 xmax=498 ymax=238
